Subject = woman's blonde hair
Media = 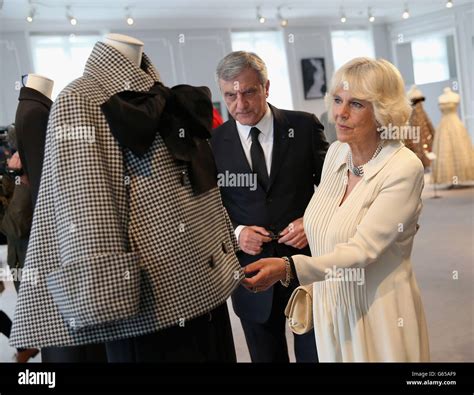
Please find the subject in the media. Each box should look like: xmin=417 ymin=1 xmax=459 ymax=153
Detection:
xmin=325 ymin=57 xmax=411 ymax=131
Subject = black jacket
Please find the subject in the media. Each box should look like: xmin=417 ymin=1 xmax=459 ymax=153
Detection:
xmin=211 ymin=104 xmax=329 ymax=322
xmin=15 ymin=87 xmax=52 ymax=208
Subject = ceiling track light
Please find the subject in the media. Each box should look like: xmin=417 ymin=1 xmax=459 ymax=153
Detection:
xmin=446 ymin=0 xmax=453 ymax=8
xmin=402 ymin=3 xmax=410 ymax=19
xmin=257 ymin=6 xmax=266 ymax=24
xmin=26 ymin=7 xmax=35 ymax=23
xmin=340 ymin=7 xmax=347 ymax=23
xmin=277 ymin=6 xmax=288 ymax=27
xmin=66 ymin=6 xmax=77 ymax=25
xmin=368 ymin=7 xmax=375 ymax=23
xmin=125 ymin=7 xmax=134 ymax=25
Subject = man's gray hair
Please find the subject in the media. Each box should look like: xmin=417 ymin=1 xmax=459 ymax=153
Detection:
xmin=216 ymin=51 xmax=268 ymax=85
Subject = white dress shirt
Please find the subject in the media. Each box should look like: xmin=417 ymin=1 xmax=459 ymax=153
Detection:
xmin=234 ymin=105 xmax=274 ymax=241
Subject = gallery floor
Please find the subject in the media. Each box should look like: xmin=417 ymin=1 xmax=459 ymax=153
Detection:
xmin=0 ymin=178 xmax=472 ymax=363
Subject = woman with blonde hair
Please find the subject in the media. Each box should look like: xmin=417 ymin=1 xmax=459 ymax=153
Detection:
xmin=242 ymin=57 xmax=430 ymax=362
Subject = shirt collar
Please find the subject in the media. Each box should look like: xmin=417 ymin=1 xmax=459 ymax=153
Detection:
xmin=236 ymin=104 xmax=272 ymax=141
xmin=334 ymin=140 xmax=404 ymax=181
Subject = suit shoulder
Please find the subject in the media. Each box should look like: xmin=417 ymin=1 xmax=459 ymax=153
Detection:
xmin=211 ymin=120 xmax=233 ymax=144
xmin=280 ymin=109 xmax=317 ymax=123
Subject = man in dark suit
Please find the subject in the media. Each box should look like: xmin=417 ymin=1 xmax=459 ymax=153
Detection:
xmin=211 ymin=51 xmax=329 ymax=362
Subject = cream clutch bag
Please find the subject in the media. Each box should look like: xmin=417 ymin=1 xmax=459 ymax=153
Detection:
xmin=284 ymin=284 xmax=314 ymax=334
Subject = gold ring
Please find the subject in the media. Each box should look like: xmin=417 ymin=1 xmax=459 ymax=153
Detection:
xmin=253 ymin=287 xmax=258 ymax=293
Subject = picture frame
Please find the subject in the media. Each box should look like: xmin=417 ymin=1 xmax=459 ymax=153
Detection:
xmin=301 ymin=57 xmax=327 ymax=100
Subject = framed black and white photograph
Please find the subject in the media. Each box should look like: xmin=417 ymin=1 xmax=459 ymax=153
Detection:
xmin=301 ymin=57 xmax=327 ymax=99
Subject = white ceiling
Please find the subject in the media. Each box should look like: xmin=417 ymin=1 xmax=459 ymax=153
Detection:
xmin=0 ymin=0 xmax=471 ymax=29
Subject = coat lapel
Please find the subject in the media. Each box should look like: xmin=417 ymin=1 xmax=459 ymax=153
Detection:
xmin=268 ymin=104 xmax=290 ymax=191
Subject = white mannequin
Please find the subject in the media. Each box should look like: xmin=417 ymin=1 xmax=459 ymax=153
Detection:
xmin=25 ymin=74 xmax=54 ymax=100
xmin=407 ymin=84 xmax=423 ymax=101
xmin=438 ymin=87 xmax=460 ymax=104
xmin=103 ymin=33 xmax=144 ymax=67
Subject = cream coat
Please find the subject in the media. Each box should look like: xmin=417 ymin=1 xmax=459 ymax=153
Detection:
xmin=293 ymin=140 xmax=430 ymax=362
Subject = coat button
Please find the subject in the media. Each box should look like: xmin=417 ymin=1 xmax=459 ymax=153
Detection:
xmin=208 ymin=256 xmax=216 ymax=268
xmin=181 ymin=170 xmax=189 ymax=186
xmin=221 ymin=241 xmax=229 ymax=254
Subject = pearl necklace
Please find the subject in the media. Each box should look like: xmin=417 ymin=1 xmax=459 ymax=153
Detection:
xmin=347 ymin=141 xmax=385 ymax=177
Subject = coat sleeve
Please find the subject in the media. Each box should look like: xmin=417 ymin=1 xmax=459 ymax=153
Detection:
xmin=44 ymin=92 xmax=141 ymax=330
xmin=292 ymin=155 xmax=424 ymax=285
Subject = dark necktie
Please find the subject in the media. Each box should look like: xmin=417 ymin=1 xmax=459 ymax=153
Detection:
xmin=250 ymin=127 xmax=269 ymax=190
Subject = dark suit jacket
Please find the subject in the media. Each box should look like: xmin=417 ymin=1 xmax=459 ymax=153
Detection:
xmin=211 ymin=104 xmax=329 ymax=323
xmin=15 ymin=87 xmax=52 ymax=208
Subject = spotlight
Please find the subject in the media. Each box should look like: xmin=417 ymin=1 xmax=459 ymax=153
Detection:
xmin=257 ymin=6 xmax=265 ymax=23
xmin=446 ymin=0 xmax=453 ymax=8
xmin=125 ymin=7 xmax=134 ymax=25
xmin=340 ymin=7 xmax=347 ymax=23
xmin=277 ymin=7 xmax=288 ymax=27
xmin=368 ymin=8 xmax=375 ymax=23
xmin=402 ymin=3 xmax=410 ymax=19
xmin=26 ymin=7 xmax=35 ymax=23
xmin=67 ymin=6 xmax=77 ymax=25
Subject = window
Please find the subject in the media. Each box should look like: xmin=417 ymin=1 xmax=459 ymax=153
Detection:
xmin=411 ymin=35 xmax=450 ymax=85
xmin=331 ymin=30 xmax=375 ymax=70
xmin=30 ymin=34 xmax=101 ymax=100
xmin=231 ymin=31 xmax=293 ymax=110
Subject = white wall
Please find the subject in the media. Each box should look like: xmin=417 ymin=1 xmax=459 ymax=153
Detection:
xmin=0 ymin=31 xmax=34 ymax=125
xmin=283 ymin=26 xmax=334 ymax=118
xmin=388 ymin=3 xmax=474 ymax=141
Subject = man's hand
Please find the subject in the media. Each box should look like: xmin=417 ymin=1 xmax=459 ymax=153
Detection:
xmin=278 ymin=217 xmax=308 ymax=249
xmin=239 ymin=226 xmax=272 ymax=256
xmin=241 ymin=258 xmax=286 ymax=292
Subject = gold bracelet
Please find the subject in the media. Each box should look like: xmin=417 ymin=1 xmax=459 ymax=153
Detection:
xmin=280 ymin=257 xmax=291 ymax=287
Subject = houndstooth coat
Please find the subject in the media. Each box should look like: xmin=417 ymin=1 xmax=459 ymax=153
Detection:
xmin=10 ymin=42 xmax=243 ymax=348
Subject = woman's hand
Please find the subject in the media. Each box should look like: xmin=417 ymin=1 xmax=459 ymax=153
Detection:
xmin=241 ymin=258 xmax=287 ymax=292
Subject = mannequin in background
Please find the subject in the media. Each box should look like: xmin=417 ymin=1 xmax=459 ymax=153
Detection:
xmin=24 ymin=74 xmax=53 ymax=99
xmin=15 ymin=73 xmax=53 ymax=207
xmin=431 ymin=87 xmax=474 ymax=186
xmin=406 ymin=85 xmax=435 ymax=168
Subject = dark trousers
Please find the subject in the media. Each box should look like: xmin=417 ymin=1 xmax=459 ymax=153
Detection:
xmin=41 ymin=344 xmax=107 ymax=363
xmin=240 ymin=283 xmax=318 ymax=363
xmin=105 ymin=302 xmax=236 ymax=362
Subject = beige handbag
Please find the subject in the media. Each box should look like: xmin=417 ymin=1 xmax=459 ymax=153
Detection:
xmin=284 ymin=284 xmax=314 ymax=334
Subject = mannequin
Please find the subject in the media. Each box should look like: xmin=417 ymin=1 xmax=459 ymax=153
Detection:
xmin=10 ymin=37 xmax=242 ymax=363
xmin=15 ymin=74 xmax=54 ymax=206
xmin=406 ymin=85 xmax=436 ymax=168
xmin=103 ymin=33 xmax=143 ymax=67
xmin=431 ymin=87 xmax=474 ymax=185
xmin=24 ymin=74 xmax=54 ymax=100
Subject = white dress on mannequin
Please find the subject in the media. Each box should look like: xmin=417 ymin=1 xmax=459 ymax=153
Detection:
xmin=431 ymin=87 xmax=474 ymax=185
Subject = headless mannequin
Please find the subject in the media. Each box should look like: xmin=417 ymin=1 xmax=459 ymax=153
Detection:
xmin=24 ymin=74 xmax=54 ymax=99
xmin=103 ymin=33 xmax=144 ymax=67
